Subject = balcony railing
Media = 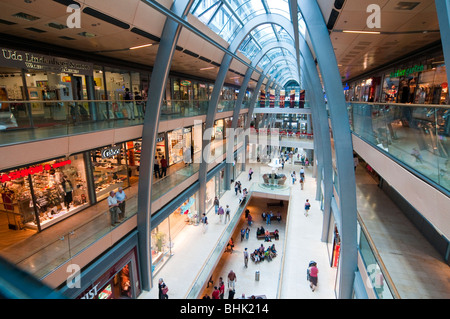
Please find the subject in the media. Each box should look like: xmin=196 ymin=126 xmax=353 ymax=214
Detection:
xmin=0 ymin=99 xmax=249 ymax=147
xmin=348 ymin=102 xmax=450 ymax=193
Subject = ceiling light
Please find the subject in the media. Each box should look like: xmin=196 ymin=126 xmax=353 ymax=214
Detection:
xmin=200 ymin=67 xmax=215 ymax=71
xmin=129 ymin=43 xmax=153 ymax=50
xmin=12 ymin=12 xmax=40 ymax=21
xmin=230 ymin=76 xmax=240 ymax=79
xmin=343 ymin=30 xmax=380 ymax=35
xmin=78 ymin=31 xmax=96 ymax=38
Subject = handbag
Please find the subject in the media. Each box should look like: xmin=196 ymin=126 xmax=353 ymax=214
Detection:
xmin=162 ymin=286 xmax=168 ymax=295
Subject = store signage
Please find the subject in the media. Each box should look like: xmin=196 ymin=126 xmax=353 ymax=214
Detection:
xmin=389 ymin=64 xmax=424 ymax=78
xmin=79 ymin=283 xmax=100 ymax=299
xmin=180 ymin=80 xmax=191 ymax=86
xmin=0 ymin=160 xmax=72 ymax=183
xmin=0 ymin=48 xmax=93 ymax=76
xmin=101 ymin=146 xmax=121 ymax=158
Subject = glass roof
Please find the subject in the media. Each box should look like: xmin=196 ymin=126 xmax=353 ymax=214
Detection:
xmin=191 ymin=0 xmax=305 ymax=87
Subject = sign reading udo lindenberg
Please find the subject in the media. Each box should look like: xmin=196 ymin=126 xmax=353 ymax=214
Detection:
xmin=1 ymin=47 xmax=93 ymax=76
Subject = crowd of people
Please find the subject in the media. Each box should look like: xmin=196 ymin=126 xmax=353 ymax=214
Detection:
xmin=250 ymin=243 xmax=277 ymax=263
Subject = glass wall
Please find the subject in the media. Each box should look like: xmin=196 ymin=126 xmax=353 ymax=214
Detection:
xmin=151 ymin=192 xmax=199 ymax=274
xmin=90 ymin=144 xmax=129 ymax=202
xmin=0 ymin=154 xmax=90 ymax=231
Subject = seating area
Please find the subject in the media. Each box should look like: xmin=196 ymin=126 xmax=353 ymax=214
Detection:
xmin=250 ymin=243 xmax=278 ymax=263
xmin=256 ymin=227 xmax=279 ymax=241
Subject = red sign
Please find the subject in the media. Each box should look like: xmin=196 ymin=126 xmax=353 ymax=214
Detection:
xmin=442 ymin=82 xmax=448 ymax=89
xmin=0 ymin=160 xmax=71 ymax=183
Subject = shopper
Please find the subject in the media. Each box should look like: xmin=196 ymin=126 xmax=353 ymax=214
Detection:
xmin=159 ymin=155 xmax=168 ymax=177
xmin=299 ymin=167 xmax=305 ymax=180
xmin=107 ymin=191 xmax=120 ymax=226
xmin=247 ymin=212 xmax=253 ymax=226
xmin=240 ymin=228 xmax=245 ymax=241
xmin=134 ymin=91 xmax=144 ymax=119
xmin=291 ymin=171 xmax=296 ymax=184
xmin=116 ymin=187 xmax=127 ymax=221
xmin=308 ymin=262 xmax=319 ymax=292
xmin=153 ymin=156 xmax=160 ymax=179
xmin=218 ymin=205 xmax=224 ymax=222
xmin=234 ymin=181 xmax=239 ymax=195
xmin=212 ymin=286 xmax=220 ymax=299
xmin=124 ymin=88 xmax=135 ymax=120
xmin=266 ymin=211 xmax=272 ymax=225
xmin=243 ymin=248 xmax=249 ymax=268
xmin=201 ymin=213 xmax=208 ymax=233
xmin=245 ymin=227 xmax=250 ymax=240
xmin=214 ymin=196 xmax=219 ymax=214
xmin=158 ymin=278 xmax=169 ymax=299
xmin=227 ymin=270 xmax=237 ymax=290
xmin=299 ymin=176 xmax=304 ymax=190
xmin=218 ymin=277 xmax=225 ymax=299
xmin=248 ymin=168 xmax=253 ymax=181
xmin=225 ymin=205 xmax=231 ymax=223
xmin=304 ymin=199 xmax=311 ymax=217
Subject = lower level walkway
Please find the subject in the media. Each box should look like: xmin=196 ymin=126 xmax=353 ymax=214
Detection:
xmin=139 ymin=160 xmax=337 ymax=299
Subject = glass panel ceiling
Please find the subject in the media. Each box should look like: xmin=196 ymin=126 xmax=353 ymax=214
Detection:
xmin=191 ymin=0 xmax=305 ymax=86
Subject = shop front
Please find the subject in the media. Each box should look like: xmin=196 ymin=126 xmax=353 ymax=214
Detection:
xmin=0 ymin=154 xmax=90 ymax=231
xmin=59 ymin=232 xmax=141 ymax=299
xmin=90 ymin=144 xmax=129 ymax=202
xmin=151 ymin=192 xmax=199 ymax=274
xmin=168 ymin=127 xmax=192 ymax=166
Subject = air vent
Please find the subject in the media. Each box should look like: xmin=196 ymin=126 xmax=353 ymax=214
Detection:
xmin=327 ymin=9 xmax=339 ymax=30
xmin=82 ymin=7 xmax=129 ymax=29
xmin=199 ymin=56 xmax=211 ymax=63
xmin=12 ymin=12 xmax=40 ymax=21
xmin=26 ymin=27 xmax=46 ymax=33
xmin=53 ymin=0 xmax=80 ymax=6
xmin=47 ymin=22 xmax=68 ymax=30
xmin=394 ymin=2 xmax=420 ymax=10
xmin=334 ymin=0 xmax=346 ymax=10
xmin=59 ymin=36 xmax=76 ymax=40
xmin=0 ymin=19 xmax=16 ymax=25
xmin=130 ymin=27 xmax=160 ymax=43
xmin=176 ymin=46 xmax=183 ymax=51
xmin=183 ymin=49 xmax=199 ymax=58
xmin=211 ymin=61 xmax=221 ymax=67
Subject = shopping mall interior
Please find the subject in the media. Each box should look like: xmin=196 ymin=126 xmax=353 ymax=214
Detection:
xmin=0 ymin=0 xmax=449 ymax=301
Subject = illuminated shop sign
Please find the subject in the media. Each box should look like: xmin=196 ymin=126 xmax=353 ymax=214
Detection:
xmin=180 ymin=80 xmax=192 ymax=86
xmin=389 ymin=64 xmax=424 ymax=78
xmin=101 ymin=146 xmax=121 ymax=158
xmin=0 ymin=47 xmax=93 ymax=76
xmin=0 ymin=160 xmax=72 ymax=183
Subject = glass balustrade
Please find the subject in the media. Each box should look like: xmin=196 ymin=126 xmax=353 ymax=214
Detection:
xmin=348 ymin=102 xmax=450 ymax=192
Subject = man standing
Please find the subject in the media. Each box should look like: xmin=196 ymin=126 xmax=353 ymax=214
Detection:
xmin=159 ymin=155 xmax=168 ymax=178
xmin=243 ymin=248 xmax=249 ymax=268
xmin=154 ymin=156 xmax=160 ymax=179
xmin=225 ymin=205 xmax=231 ymax=223
xmin=116 ymin=187 xmax=127 ymax=221
xmin=107 ymin=191 xmax=120 ymax=226
xmin=227 ymin=270 xmax=237 ymax=290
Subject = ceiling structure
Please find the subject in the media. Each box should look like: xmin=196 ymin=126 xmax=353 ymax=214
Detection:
xmin=0 ymin=0 xmax=444 ymax=91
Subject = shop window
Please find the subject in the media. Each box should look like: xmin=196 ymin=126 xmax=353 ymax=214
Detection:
xmin=0 ymin=155 xmax=89 ymax=231
xmin=91 ymin=144 xmax=129 ymax=202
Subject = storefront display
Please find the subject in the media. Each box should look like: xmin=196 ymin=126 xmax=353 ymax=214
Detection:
xmin=151 ymin=192 xmax=199 ymax=274
xmin=91 ymin=144 xmax=129 ymax=202
xmin=75 ymin=247 xmax=140 ymax=299
xmin=0 ymin=155 xmax=89 ymax=230
xmin=168 ymin=128 xmax=192 ymax=166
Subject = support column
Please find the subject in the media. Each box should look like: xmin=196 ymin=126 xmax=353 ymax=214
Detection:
xmin=137 ymin=0 xmax=194 ymax=292
xmin=298 ymin=0 xmax=358 ymax=299
xmin=436 ymin=0 xmax=450 ymax=84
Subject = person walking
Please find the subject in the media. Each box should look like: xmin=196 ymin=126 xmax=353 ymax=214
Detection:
xmin=116 ymin=187 xmax=127 ymax=221
xmin=299 ymin=176 xmax=304 ymax=190
xmin=153 ymin=156 xmax=160 ymax=179
xmin=299 ymin=167 xmax=305 ymax=180
xmin=234 ymin=181 xmax=239 ymax=195
xmin=304 ymin=199 xmax=311 ymax=217
xmin=159 ymin=155 xmax=168 ymax=177
xmin=243 ymin=248 xmax=249 ymax=268
xmin=227 ymin=270 xmax=237 ymax=290
xmin=248 ymin=168 xmax=253 ymax=181
xmin=212 ymin=286 xmax=220 ymax=299
xmin=158 ymin=278 xmax=169 ymax=299
xmin=308 ymin=262 xmax=319 ymax=292
xmin=124 ymin=88 xmax=135 ymax=120
xmin=218 ymin=277 xmax=225 ymax=299
xmin=266 ymin=211 xmax=272 ymax=225
xmin=218 ymin=205 xmax=224 ymax=222
xmin=245 ymin=227 xmax=250 ymax=240
xmin=214 ymin=196 xmax=219 ymax=214
xmin=201 ymin=213 xmax=208 ymax=233
xmin=291 ymin=171 xmax=296 ymax=184
xmin=107 ymin=190 xmax=120 ymax=226
xmin=247 ymin=212 xmax=253 ymax=226
xmin=225 ymin=205 xmax=231 ymax=223
xmin=240 ymin=228 xmax=245 ymax=241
